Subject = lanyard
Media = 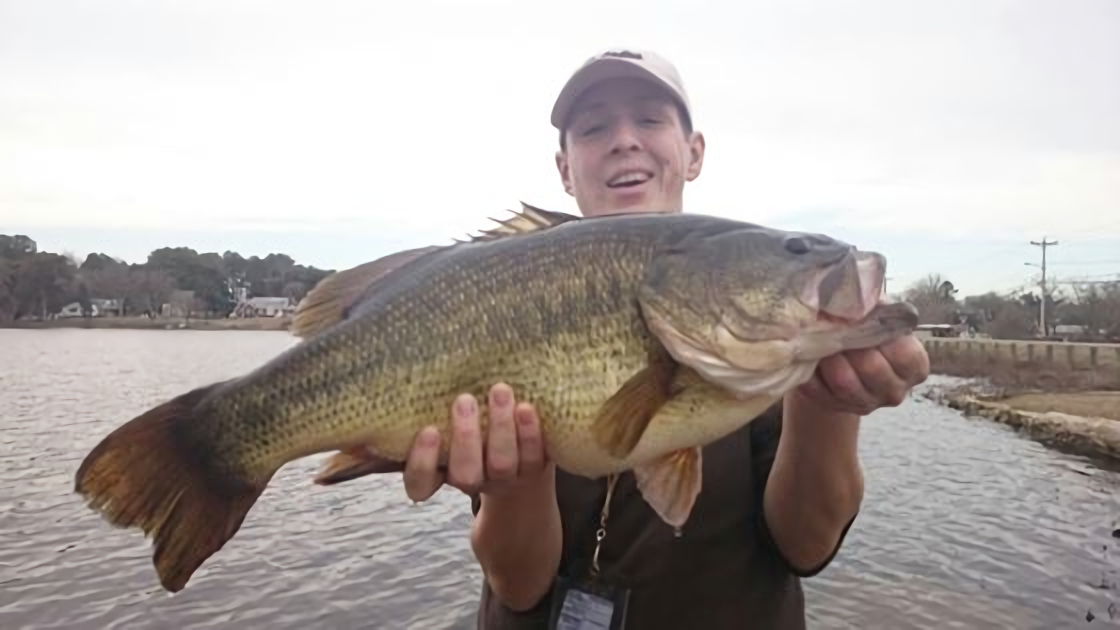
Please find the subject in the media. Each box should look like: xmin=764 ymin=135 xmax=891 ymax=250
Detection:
xmin=590 ymin=472 xmax=619 ymax=579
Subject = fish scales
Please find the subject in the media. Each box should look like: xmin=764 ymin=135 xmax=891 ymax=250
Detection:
xmin=195 ymin=217 xmax=678 ymax=480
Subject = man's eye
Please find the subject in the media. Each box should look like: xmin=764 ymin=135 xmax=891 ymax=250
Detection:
xmin=581 ymin=125 xmax=605 ymax=136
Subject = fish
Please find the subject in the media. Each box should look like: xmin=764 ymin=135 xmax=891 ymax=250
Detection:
xmin=73 ymin=204 xmax=919 ymax=593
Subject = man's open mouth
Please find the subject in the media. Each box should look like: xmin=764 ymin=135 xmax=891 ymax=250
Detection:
xmin=606 ymin=171 xmax=653 ymax=188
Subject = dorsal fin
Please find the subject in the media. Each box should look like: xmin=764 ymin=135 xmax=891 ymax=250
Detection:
xmin=291 ymin=203 xmax=577 ymax=339
xmin=458 ymin=202 xmax=581 ymax=243
xmin=290 ymin=245 xmax=442 ymax=339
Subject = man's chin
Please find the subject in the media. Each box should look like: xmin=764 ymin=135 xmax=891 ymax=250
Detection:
xmin=586 ymin=194 xmax=681 ymax=217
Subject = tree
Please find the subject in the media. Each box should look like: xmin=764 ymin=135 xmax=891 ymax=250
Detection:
xmin=10 ymin=252 xmax=78 ymax=319
xmin=0 ymin=232 xmax=334 ymax=322
xmin=0 ymin=235 xmax=37 ymax=260
xmin=282 ymin=281 xmax=308 ymax=303
xmin=147 ymin=247 xmax=232 ymax=316
xmin=129 ymin=269 xmax=177 ymax=315
xmin=78 ymin=258 xmax=130 ymax=316
xmin=1063 ymin=282 xmax=1120 ymax=339
xmin=0 ymin=258 xmax=15 ymax=321
xmin=904 ymin=273 xmax=960 ymax=325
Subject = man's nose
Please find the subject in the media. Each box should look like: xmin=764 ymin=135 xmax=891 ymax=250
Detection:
xmin=609 ymin=122 xmax=643 ymax=154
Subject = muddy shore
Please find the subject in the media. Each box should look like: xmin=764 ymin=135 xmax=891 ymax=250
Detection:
xmin=923 ymin=381 xmax=1120 ymax=460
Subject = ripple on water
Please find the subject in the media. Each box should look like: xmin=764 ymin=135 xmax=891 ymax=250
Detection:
xmin=1 ymin=333 xmax=1118 ymax=629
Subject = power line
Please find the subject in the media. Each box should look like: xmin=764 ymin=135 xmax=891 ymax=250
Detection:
xmin=1046 ymin=259 xmax=1120 ymax=266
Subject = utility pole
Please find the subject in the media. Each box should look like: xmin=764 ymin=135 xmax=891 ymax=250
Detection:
xmin=1026 ymin=237 xmax=1058 ymax=336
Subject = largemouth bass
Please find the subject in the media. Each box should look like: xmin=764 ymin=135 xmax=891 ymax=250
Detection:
xmin=74 ymin=205 xmax=919 ymax=593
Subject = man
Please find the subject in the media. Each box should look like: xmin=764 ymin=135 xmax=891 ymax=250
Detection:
xmin=401 ymin=49 xmax=930 ymax=629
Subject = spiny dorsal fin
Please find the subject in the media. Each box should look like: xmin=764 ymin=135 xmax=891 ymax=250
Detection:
xmin=457 ymin=202 xmax=581 ymax=243
xmin=292 ymin=203 xmax=576 ymax=338
xmin=290 ymin=245 xmax=442 ymax=339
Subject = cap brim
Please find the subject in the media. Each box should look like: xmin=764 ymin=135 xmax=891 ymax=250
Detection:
xmin=550 ymin=58 xmax=683 ymax=130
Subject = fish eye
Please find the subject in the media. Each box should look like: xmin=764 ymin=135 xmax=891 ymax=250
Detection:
xmin=784 ymin=237 xmax=811 ymax=255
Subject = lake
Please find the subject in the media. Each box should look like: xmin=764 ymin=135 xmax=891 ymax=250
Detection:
xmin=1 ymin=329 xmax=1116 ymax=628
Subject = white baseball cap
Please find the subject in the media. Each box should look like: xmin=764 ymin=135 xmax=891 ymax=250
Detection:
xmin=550 ymin=48 xmax=693 ymax=131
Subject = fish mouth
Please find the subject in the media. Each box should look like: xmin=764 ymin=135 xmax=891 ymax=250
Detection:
xmin=606 ymin=169 xmax=654 ymax=188
xmin=801 ymin=250 xmax=886 ymax=324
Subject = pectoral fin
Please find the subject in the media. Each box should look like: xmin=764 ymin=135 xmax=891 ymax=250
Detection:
xmin=313 ymin=447 xmax=405 ymax=485
xmin=633 ymin=446 xmax=703 ymax=529
xmin=591 ymin=345 xmax=678 ymax=458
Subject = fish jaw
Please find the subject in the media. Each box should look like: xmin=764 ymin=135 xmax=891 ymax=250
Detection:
xmin=643 ymin=305 xmax=820 ymax=399
xmin=797 ymin=299 xmax=919 ymax=360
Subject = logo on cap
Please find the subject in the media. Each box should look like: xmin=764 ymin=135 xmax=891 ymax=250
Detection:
xmin=598 ymin=50 xmax=644 ymax=61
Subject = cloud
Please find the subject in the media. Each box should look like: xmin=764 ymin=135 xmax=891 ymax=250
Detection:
xmin=1 ymin=0 xmax=1117 ymax=296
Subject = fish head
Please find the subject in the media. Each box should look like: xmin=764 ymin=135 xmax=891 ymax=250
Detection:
xmin=640 ymin=224 xmax=919 ymax=397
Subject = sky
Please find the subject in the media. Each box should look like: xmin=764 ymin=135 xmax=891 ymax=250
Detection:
xmin=2 ymin=0 xmax=1118 ymax=298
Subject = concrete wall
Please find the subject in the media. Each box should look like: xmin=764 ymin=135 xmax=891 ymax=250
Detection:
xmin=921 ymin=337 xmax=1120 ymax=390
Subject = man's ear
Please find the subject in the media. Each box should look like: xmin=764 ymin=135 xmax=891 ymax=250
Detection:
xmin=556 ymin=149 xmax=575 ymax=196
xmin=685 ymin=131 xmax=705 ymax=182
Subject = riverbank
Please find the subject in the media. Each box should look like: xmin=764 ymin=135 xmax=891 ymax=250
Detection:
xmin=0 ymin=315 xmax=293 ymax=331
xmin=923 ymin=380 xmax=1120 ymax=460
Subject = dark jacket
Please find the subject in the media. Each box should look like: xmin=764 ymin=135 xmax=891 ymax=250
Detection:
xmin=472 ymin=405 xmax=854 ymax=629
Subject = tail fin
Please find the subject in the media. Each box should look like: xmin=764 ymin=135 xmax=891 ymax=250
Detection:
xmin=74 ymin=380 xmax=273 ymax=593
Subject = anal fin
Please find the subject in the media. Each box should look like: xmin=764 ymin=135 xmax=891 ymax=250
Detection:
xmin=633 ymin=446 xmax=702 ymax=529
xmin=313 ymin=447 xmax=405 ymax=485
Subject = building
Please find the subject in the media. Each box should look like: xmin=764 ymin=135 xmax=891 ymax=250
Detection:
xmin=231 ymin=296 xmax=294 ymax=318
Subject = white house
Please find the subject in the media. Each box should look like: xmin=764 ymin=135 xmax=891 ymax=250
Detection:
xmin=231 ymin=296 xmax=294 ymax=318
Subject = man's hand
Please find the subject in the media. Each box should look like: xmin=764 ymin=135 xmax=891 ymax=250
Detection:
xmin=401 ymin=382 xmax=552 ymax=502
xmin=796 ymin=335 xmax=930 ymax=416
xmin=398 ymin=382 xmax=562 ymax=612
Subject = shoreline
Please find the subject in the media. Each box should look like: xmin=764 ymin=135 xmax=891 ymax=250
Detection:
xmin=0 ymin=316 xmax=293 ymax=332
xmin=923 ymin=382 xmax=1120 ymax=461
xmin=8 ymin=321 xmax=1118 ymax=459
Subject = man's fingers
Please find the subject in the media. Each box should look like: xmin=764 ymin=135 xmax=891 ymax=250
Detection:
xmin=403 ymin=426 xmax=444 ymax=502
xmin=514 ymin=402 xmax=545 ymax=476
xmin=485 ymin=384 xmax=519 ymax=482
xmin=818 ymin=353 xmax=877 ymax=414
xmin=846 ymin=347 xmax=908 ymax=408
xmin=447 ymin=393 xmax=484 ymax=495
xmin=881 ymin=336 xmax=931 ymax=386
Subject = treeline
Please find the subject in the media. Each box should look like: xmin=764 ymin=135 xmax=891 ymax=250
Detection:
xmin=903 ymin=273 xmax=1120 ymax=341
xmin=0 ymin=234 xmax=334 ymax=321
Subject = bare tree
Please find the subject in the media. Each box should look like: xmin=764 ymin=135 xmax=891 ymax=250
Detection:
xmin=83 ymin=265 xmax=133 ymax=316
xmin=904 ymin=273 xmax=959 ymax=325
xmin=1066 ymin=282 xmax=1120 ymax=339
xmin=130 ymin=270 xmax=177 ymax=316
xmin=282 ymin=281 xmax=308 ymax=303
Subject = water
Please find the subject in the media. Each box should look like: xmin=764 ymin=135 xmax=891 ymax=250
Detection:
xmin=1 ymin=330 xmax=1117 ymax=629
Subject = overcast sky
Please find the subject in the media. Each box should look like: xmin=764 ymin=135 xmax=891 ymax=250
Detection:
xmin=2 ymin=0 xmax=1118 ymax=297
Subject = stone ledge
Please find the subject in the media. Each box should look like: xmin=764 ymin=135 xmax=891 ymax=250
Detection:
xmin=943 ymin=394 xmax=1120 ymax=460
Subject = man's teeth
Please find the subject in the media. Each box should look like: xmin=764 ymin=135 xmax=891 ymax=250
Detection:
xmin=609 ymin=173 xmax=650 ymax=186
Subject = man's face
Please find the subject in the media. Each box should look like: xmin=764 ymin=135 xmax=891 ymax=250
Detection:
xmin=555 ymin=77 xmax=706 ymax=218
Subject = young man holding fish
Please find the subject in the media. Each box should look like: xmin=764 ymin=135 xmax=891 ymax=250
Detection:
xmin=402 ymin=49 xmax=930 ymax=629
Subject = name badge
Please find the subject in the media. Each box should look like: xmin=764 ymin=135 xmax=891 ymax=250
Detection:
xmin=547 ymin=574 xmax=631 ymax=630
